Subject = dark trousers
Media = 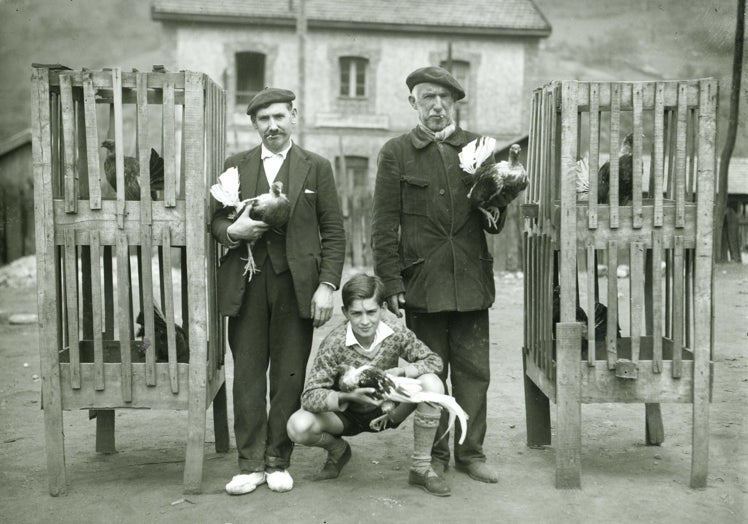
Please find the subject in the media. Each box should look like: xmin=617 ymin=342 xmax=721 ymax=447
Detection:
xmin=406 ymin=309 xmax=490 ymax=466
xmin=228 ymin=262 xmax=313 ymax=472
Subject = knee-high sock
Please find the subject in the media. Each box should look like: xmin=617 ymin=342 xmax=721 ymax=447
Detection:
xmin=312 ymin=432 xmax=347 ymax=457
xmin=412 ymin=408 xmax=441 ymax=473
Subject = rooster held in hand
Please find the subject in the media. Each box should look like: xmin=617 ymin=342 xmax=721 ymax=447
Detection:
xmin=336 ymin=364 xmax=469 ymax=444
xmin=465 ymin=143 xmax=528 ymax=229
xmin=102 ymin=139 xmax=164 ymax=200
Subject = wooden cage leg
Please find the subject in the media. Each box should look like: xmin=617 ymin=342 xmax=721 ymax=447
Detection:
xmin=41 ymin=386 xmax=67 ymax=496
xmin=645 ymin=403 xmax=665 ymax=445
xmin=212 ymin=382 xmax=230 ymax=453
xmin=95 ymin=410 xmax=116 ymax=454
xmin=523 ymin=354 xmax=551 ymax=448
xmin=555 ymin=322 xmax=582 ymax=488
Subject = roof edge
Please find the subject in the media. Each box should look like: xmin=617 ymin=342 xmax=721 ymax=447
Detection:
xmin=151 ymin=9 xmax=551 ymax=37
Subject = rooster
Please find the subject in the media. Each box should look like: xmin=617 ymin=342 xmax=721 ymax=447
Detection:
xmin=245 ymin=180 xmax=291 ymax=229
xmin=136 ymin=304 xmax=189 ymax=363
xmin=336 ymin=364 xmax=469 ymax=444
xmin=101 ymin=139 xmax=164 ymax=200
xmin=575 ymin=133 xmax=635 ymax=205
xmin=551 ymin=286 xmax=620 ymax=359
xmin=465 ymin=142 xmax=528 ymax=229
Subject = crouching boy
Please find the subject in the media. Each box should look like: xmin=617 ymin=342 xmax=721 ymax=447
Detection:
xmin=287 ymin=273 xmax=450 ymax=496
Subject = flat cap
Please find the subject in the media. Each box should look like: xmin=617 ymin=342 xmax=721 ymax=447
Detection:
xmin=246 ymin=87 xmax=296 ymax=116
xmin=406 ymin=66 xmax=465 ymax=101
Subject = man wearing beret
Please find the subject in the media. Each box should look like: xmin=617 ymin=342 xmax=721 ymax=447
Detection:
xmin=371 ymin=66 xmax=507 ymax=486
xmin=211 ymin=87 xmax=345 ymax=495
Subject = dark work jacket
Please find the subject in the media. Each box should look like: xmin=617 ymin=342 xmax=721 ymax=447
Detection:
xmin=211 ymin=143 xmax=346 ymax=318
xmin=371 ymin=126 xmax=506 ymax=313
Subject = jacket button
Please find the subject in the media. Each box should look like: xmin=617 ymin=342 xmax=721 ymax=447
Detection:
xmin=439 ymin=188 xmax=445 ymax=195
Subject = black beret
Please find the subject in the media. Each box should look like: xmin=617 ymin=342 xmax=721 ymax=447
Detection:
xmin=246 ymin=87 xmax=296 ymax=116
xmin=406 ymin=66 xmax=465 ymax=101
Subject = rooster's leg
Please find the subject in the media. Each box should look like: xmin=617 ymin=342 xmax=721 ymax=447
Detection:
xmin=478 ymin=206 xmax=498 ymax=229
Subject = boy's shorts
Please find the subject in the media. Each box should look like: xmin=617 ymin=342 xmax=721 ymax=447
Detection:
xmin=335 ymin=405 xmax=402 ymax=436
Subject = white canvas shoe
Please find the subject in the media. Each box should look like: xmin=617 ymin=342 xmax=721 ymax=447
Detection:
xmin=266 ymin=470 xmax=293 ymax=492
xmin=225 ymin=472 xmax=266 ymax=495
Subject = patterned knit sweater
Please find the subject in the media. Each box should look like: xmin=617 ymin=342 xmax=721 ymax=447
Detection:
xmin=301 ymin=313 xmax=442 ymax=413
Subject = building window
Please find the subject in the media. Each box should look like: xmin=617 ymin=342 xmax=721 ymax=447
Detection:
xmin=339 ymin=57 xmax=368 ymax=98
xmin=236 ymin=51 xmax=265 ymax=105
xmin=335 ymin=156 xmax=369 ymax=190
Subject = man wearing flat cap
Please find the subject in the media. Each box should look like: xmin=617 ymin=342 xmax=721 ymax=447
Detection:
xmin=371 ymin=66 xmax=507 ymax=491
xmin=211 ymin=87 xmax=345 ymax=495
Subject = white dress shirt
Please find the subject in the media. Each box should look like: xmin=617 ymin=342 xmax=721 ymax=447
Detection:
xmin=261 ymin=140 xmax=293 ymax=185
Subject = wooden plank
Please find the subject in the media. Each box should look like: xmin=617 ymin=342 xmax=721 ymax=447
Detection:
xmin=632 ymin=84 xmax=644 ymax=228
xmin=653 ymin=83 xmax=665 ymax=226
xmin=48 ymin=69 xmax=186 ymax=90
xmin=89 ymin=231 xmax=104 ymax=391
xmin=629 ymin=242 xmax=644 ymax=364
xmin=572 ymin=80 xmax=702 ymax=109
xmin=650 ymin=231 xmax=664 ymax=373
xmin=32 ymin=67 xmax=67 ymax=495
xmin=672 ymin=235 xmax=685 ymax=378
xmin=140 ymin=227 xmax=157 ymax=386
xmin=588 ymin=83 xmax=599 ymax=228
xmin=542 ymin=235 xmax=552 ymax=377
xmin=63 ymin=229 xmax=81 ymax=389
xmin=559 ymin=81 xmax=578 ymax=325
xmin=609 ymin=83 xmax=620 ymax=228
xmin=82 ymin=72 xmax=102 ymax=209
xmin=58 ymin=74 xmax=78 ymax=214
xmin=586 ymin=243 xmax=596 ymax=366
xmin=103 ymin=246 xmax=114 ymax=339
xmin=555 ymin=322 xmax=582 ymax=488
xmin=112 ymin=68 xmax=126 ymax=228
xmin=162 ymin=227 xmax=179 ymax=394
xmin=606 ymin=239 xmax=618 ymax=370
xmin=116 ymin=232 xmax=133 ymax=403
xmin=523 ymin=232 xmax=530 ymax=356
xmin=137 ymin=73 xmax=153 ymax=225
xmin=675 ymin=83 xmax=688 ymax=228
xmin=162 ymin=79 xmax=177 ymax=207
xmin=580 ymin=359 xmax=702 ymax=403
xmin=691 ymin=78 xmax=717 ymax=489
xmin=183 ymin=71 xmax=209 ymax=494
xmin=59 ymin=363 xmax=191 ymax=410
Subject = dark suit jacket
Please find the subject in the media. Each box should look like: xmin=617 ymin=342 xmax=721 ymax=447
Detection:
xmin=211 ymin=143 xmax=346 ymax=318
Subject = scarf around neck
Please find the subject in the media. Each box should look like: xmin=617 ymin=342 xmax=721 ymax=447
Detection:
xmin=418 ymin=122 xmax=457 ymax=143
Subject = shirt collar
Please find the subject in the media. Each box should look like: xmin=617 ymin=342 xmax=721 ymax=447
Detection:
xmin=410 ymin=124 xmax=469 ymax=150
xmin=261 ymin=139 xmax=293 ymax=160
xmin=345 ymin=321 xmax=394 ymax=352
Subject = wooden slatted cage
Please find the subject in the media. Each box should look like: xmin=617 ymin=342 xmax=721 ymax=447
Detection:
xmin=31 ymin=66 xmax=229 ymax=495
xmin=521 ymin=79 xmax=717 ymax=489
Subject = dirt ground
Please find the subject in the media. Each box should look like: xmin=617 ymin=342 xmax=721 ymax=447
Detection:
xmin=0 ymin=260 xmax=746 ymax=524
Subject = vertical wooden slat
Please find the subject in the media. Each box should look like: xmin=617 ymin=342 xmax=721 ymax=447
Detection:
xmin=559 ymin=81 xmax=578 ymax=323
xmin=137 ymin=72 xmax=152 ymax=224
xmin=632 ymin=84 xmax=643 ymax=228
xmin=523 ymin=232 xmax=530 ymax=356
xmin=82 ymin=72 xmax=102 ymax=209
xmin=32 ymin=66 xmax=67 ymax=496
xmin=650 ymin=231 xmax=663 ymax=373
xmin=162 ymin=227 xmax=179 ymax=394
xmin=609 ymin=83 xmax=620 ymax=228
xmin=691 ymin=77 xmax=717 ymax=489
xmin=542 ymin=235 xmax=552 ymax=377
xmin=162 ymin=78 xmax=177 ymax=207
xmin=549 ymin=85 xmax=560 ymax=221
xmin=183 ymin=72 xmax=209 ymax=493
xmin=103 ymin=247 xmax=114 ymax=339
xmin=671 ymin=235 xmax=684 ymax=378
xmin=63 ymin=229 xmax=80 ymax=389
xmin=629 ymin=242 xmax=644 ymax=365
xmin=89 ymin=230 xmax=104 ymax=391
xmin=586 ymin=243 xmax=596 ymax=365
xmin=588 ymin=83 xmax=599 ymax=228
xmin=530 ymin=236 xmax=538 ymax=368
xmin=58 ymin=74 xmax=78 ymax=214
xmin=606 ymin=239 xmax=618 ymax=370
xmin=555 ymin=322 xmax=581 ymax=488
xmin=653 ymin=83 xmax=665 ymax=226
xmin=141 ymin=227 xmax=156 ymax=386
xmin=675 ymin=83 xmax=687 ymax=227
xmin=112 ymin=68 xmax=126 ymax=228
xmin=116 ymin=233 xmax=133 ymax=403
